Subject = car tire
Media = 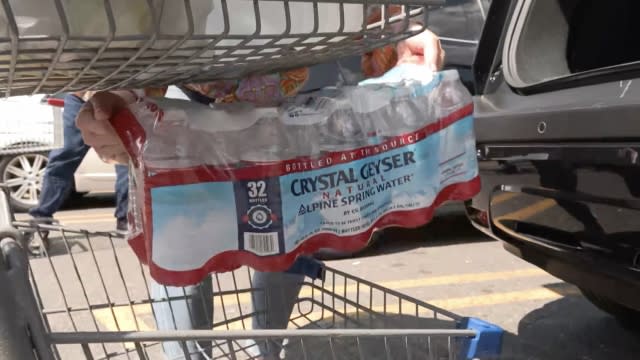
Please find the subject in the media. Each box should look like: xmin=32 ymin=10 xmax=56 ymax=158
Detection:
xmin=580 ymin=288 xmax=640 ymax=331
xmin=0 ymin=152 xmax=48 ymax=212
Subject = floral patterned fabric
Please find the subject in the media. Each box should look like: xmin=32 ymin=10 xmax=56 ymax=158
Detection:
xmin=179 ymin=67 xmax=310 ymax=105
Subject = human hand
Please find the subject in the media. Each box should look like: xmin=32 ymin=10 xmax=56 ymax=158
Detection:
xmin=396 ymin=26 xmax=445 ymax=72
xmin=362 ymin=26 xmax=445 ymax=78
xmin=76 ymin=91 xmax=136 ymax=165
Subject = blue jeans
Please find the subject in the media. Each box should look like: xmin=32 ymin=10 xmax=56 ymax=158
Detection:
xmin=151 ymin=257 xmax=324 ymax=359
xmin=28 ymin=94 xmax=129 ymax=220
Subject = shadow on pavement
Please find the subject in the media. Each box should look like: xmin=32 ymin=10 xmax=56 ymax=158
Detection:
xmin=285 ymin=313 xmax=460 ymax=360
xmin=28 ymin=228 xmax=125 ymax=258
xmin=502 ymin=292 xmax=640 ymax=360
xmin=13 ymin=193 xmax=115 ymax=214
xmin=40 ymin=234 xmax=90 ymax=256
xmin=358 ymin=207 xmax=493 ymax=258
xmin=60 ymin=193 xmax=116 ymax=211
xmin=315 ymin=202 xmax=492 ymax=261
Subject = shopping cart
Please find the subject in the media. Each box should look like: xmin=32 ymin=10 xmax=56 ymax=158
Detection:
xmin=0 ymin=0 xmax=445 ymax=97
xmin=0 ymin=191 xmax=502 ymax=360
xmin=0 ymin=1 xmax=503 ymax=359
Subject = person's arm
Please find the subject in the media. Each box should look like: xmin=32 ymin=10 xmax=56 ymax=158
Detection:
xmin=76 ymin=91 xmax=132 ymax=164
xmin=75 ymin=68 xmax=309 ymax=164
xmin=362 ymin=5 xmax=444 ymax=77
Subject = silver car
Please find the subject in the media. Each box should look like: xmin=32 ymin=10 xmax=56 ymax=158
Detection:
xmin=0 ymin=95 xmax=115 ymax=211
xmin=0 ymin=87 xmax=189 ymax=212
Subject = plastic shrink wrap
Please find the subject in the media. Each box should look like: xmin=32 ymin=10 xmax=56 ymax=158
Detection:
xmin=113 ymin=65 xmax=480 ymax=286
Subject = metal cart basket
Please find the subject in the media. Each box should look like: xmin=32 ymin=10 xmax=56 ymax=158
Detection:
xmin=0 ymin=187 xmax=502 ymax=360
xmin=0 ymin=0 xmax=445 ymax=97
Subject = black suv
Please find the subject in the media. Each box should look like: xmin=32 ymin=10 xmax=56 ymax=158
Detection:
xmin=467 ymin=0 xmax=640 ymax=327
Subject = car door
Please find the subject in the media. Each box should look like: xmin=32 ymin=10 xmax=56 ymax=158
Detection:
xmin=468 ymin=0 xmax=640 ymax=310
xmin=74 ymin=149 xmax=116 ymax=193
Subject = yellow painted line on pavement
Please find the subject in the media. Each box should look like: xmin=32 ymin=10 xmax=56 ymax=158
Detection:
xmin=93 ymin=302 xmax=255 ymax=332
xmin=16 ymin=213 xmax=114 ymax=225
xmin=365 ymin=268 xmax=545 ymax=291
xmin=490 ymin=192 xmax=519 ymax=205
xmin=94 ymin=305 xmax=155 ymax=331
xmin=207 ymin=284 xmax=582 ymax=331
xmin=61 ymin=218 xmax=114 ymax=225
xmin=56 ymin=213 xmax=113 ymax=220
xmin=430 ymin=285 xmax=580 ymax=310
xmin=15 ymin=219 xmax=113 ymax=226
xmin=496 ymin=198 xmax=556 ymax=221
xmin=16 ymin=213 xmax=113 ymax=221
xmin=204 ymin=268 xmax=547 ymax=309
xmin=93 ymin=305 xmax=155 ymax=349
xmin=92 ymin=268 xmax=551 ymax=332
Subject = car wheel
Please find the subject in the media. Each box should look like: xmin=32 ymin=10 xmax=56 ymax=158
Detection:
xmin=580 ymin=288 xmax=640 ymax=331
xmin=0 ymin=152 xmax=48 ymax=212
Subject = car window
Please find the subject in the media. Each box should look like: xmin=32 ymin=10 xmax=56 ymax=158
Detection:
xmin=428 ymin=0 xmax=489 ymax=42
xmin=566 ymin=0 xmax=640 ymax=73
xmin=502 ymin=0 xmax=640 ymax=92
xmin=426 ymin=0 xmax=490 ymax=94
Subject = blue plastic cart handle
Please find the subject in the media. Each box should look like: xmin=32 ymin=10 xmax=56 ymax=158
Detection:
xmin=458 ymin=317 xmax=504 ymax=359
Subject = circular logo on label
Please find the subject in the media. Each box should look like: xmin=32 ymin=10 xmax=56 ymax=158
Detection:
xmin=247 ymin=205 xmax=273 ymax=229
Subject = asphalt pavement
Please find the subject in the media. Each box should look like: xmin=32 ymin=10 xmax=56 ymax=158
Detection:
xmin=13 ymin=195 xmax=640 ymax=360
